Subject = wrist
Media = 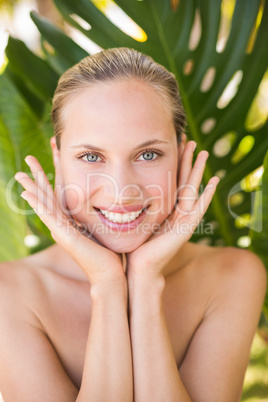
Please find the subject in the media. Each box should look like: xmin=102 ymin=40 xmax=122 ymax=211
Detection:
xmin=128 ymin=274 xmax=165 ymax=320
xmin=90 ymin=277 xmax=128 ymax=306
xmin=128 ymin=271 xmax=165 ymax=300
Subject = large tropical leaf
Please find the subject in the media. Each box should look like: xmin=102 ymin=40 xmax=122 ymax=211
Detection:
xmin=0 ymin=73 xmax=54 ymax=260
xmin=250 ymin=150 xmax=268 ymax=314
xmin=0 ymin=113 xmax=27 ymax=261
xmin=5 ymin=36 xmax=59 ymax=102
xmin=30 ymin=11 xmax=89 ymax=75
xmin=1 ymin=0 xmax=268 ymax=254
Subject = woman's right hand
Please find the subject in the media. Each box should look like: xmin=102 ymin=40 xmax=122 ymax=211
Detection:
xmin=15 ymin=155 xmax=125 ymax=286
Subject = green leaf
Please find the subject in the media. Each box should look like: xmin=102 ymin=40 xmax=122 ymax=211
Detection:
xmin=0 ymin=114 xmax=28 ymax=261
xmin=30 ymin=11 xmax=89 ymax=74
xmin=0 ymin=73 xmax=53 ymax=166
xmin=0 ymin=73 xmax=55 ymax=258
xmin=5 ymin=64 xmax=45 ymax=119
xmin=53 ymin=0 xmax=142 ymax=49
xmin=250 ymin=151 xmax=268 ymax=315
xmin=5 ymin=36 xmax=59 ymax=100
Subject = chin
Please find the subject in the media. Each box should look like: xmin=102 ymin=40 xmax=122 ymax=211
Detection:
xmin=93 ymin=232 xmax=150 ymax=254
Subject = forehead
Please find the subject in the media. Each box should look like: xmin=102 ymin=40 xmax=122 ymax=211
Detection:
xmin=61 ymin=78 xmax=175 ymax=148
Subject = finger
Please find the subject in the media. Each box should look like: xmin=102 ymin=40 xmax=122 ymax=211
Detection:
xmin=24 ymin=155 xmax=66 ymax=217
xmin=21 ymin=190 xmax=79 ymax=245
xmin=190 ymin=176 xmax=220 ymax=222
xmin=24 ymin=155 xmax=55 ymax=200
xmin=21 ymin=189 xmax=63 ymax=230
xmin=187 ymin=150 xmax=209 ymax=189
xmin=15 ymin=171 xmax=56 ymax=213
xmin=53 ymin=153 xmax=70 ymax=213
xmin=179 ymin=150 xmax=209 ymax=210
xmin=168 ymin=176 xmax=220 ymax=242
xmin=178 ymin=141 xmax=196 ymax=197
xmin=15 ymin=172 xmax=38 ymax=196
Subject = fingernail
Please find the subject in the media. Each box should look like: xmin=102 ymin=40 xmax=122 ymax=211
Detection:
xmin=209 ymin=177 xmax=220 ymax=186
xmin=192 ymin=142 xmax=197 ymax=151
xmin=25 ymin=156 xmax=32 ymax=165
xmin=214 ymin=177 xmax=220 ymax=185
xmin=21 ymin=192 xmax=28 ymax=200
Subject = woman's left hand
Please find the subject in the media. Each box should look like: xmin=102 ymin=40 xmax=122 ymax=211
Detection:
xmin=126 ymin=139 xmax=220 ymax=278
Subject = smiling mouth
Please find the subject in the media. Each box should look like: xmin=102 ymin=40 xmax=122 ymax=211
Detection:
xmin=95 ymin=207 xmax=148 ymax=224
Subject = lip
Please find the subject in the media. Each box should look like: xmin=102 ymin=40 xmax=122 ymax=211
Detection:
xmin=94 ymin=206 xmax=149 ymax=232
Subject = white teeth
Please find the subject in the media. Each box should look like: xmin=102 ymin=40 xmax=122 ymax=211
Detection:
xmin=99 ymin=208 xmax=144 ymax=223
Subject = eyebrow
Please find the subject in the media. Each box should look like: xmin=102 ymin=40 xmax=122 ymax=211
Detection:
xmin=70 ymin=139 xmax=169 ymax=151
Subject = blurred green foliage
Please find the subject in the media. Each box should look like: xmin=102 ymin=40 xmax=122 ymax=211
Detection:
xmin=241 ymin=332 xmax=268 ymax=401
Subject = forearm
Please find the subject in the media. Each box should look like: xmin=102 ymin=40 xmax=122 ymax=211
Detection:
xmin=128 ymin=273 xmax=191 ymax=402
xmin=77 ymin=279 xmax=133 ymax=402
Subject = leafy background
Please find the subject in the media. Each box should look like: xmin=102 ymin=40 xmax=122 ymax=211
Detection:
xmin=0 ymin=0 xmax=267 ymax=400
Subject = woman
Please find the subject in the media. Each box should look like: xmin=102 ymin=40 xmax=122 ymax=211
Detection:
xmin=0 ymin=48 xmax=266 ymax=401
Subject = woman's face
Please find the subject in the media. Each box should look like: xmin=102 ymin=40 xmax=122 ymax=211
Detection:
xmin=52 ymin=79 xmax=180 ymax=253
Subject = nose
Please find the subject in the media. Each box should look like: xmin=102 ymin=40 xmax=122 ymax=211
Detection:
xmin=103 ymin=163 xmax=143 ymax=203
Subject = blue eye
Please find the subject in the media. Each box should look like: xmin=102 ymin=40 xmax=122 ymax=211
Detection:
xmin=137 ymin=149 xmax=162 ymax=161
xmin=141 ymin=152 xmax=156 ymax=161
xmin=85 ymin=154 xmax=99 ymax=162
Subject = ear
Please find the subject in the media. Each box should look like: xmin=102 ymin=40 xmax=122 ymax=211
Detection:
xmin=50 ymin=136 xmax=60 ymax=167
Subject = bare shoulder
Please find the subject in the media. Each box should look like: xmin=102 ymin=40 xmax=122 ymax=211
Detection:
xmin=0 ymin=248 xmax=79 ymax=333
xmin=0 ymin=257 xmax=41 ymax=301
xmin=179 ymin=244 xmax=267 ymax=401
xmin=213 ymin=244 xmax=266 ymax=272
xmin=187 ymin=242 xmax=267 ymax=300
xmin=0 ymin=255 xmax=47 ymax=318
xmin=0 ymin=256 xmax=48 ymax=352
xmin=0 ymin=256 xmax=78 ymax=401
xmin=206 ymin=245 xmax=267 ymax=300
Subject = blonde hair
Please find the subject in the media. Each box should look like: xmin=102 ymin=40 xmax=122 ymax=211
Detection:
xmin=51 ymin=47 xmax=186 ymax=148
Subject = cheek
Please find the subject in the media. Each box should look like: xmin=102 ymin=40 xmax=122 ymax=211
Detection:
xmin=60 ymin=165 xmax=88 ymax=214
xmin=145 ymin=169 xmax=178 ymax=215
xmin=63 ymin=171 xmax=119 ymax=214
xmin=64 ymin=185 xmax=86 ymax=214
